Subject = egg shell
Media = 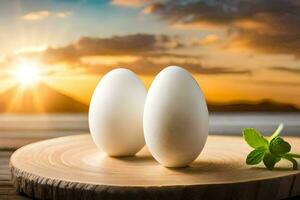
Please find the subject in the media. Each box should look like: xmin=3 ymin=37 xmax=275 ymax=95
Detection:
xmin=143 ymin=66 xmax=208 ymax=167
xmin=89 ymin=68 xmax=146 ymax=156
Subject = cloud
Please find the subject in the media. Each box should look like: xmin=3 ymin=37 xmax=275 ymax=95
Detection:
xmin=83 ymin=56 xmax=251 ymax=75
xmin=193 ymin=34 xmax=220 ymax=46
xmin=270 ymin=66 xmax=300 ymax=74
xmin=21 ymin=10 xmax=72 ymax=21
xmin=14 ymin=45 xmax=48 ymax=54
xmin=111 ymin=0 xmax=149 ymax=7
xmin=253 ymin=80 xmax=300 ymax=87
xmin=6 ymin=33 xmax=251 ymax=76
xmin=21 ymin=10 xmax=50 ymax=21
xmin=144 ymin=0 xmax=300 ymax=57
xmin=55 ymin=11 xmax=72 ymax=18
xmin=41 ymin=34 xmax=183 ymax=64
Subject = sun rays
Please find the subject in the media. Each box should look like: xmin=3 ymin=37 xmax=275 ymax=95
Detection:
xmin=4 ymin=59 xmax=45 ymax=112
xmin=2 ymin=59 xmax=90 ymax=113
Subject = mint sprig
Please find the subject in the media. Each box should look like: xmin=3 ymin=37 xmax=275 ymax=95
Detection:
xmin=243 ymin=124 xmax=300 ymax=170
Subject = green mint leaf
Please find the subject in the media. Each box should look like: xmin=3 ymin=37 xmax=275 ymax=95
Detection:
xmin=269 ymin=137 xmax=291 ymax=155
xmin=263 ymin=153 xmax=281 ymax=170
xmin=282 ymin=155 xmax=298 ymax=170
xmin=246 ymin=147 xmax=266 ymax=165
xmin=243 ymin=128 xmax=269 ymax=149
xmin=270 ymin=123 xmax=284 ymax=141
xmin=243 ymin=123 xmax=300 ymax=170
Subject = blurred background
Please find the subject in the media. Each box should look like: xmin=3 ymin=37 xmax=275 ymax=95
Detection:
xmin=0 ymin=0 xmax=299 ymax=147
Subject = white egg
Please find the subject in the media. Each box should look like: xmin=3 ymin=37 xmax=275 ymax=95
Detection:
xmin=143 ymin=66 xmax=208 ymax=167
xmin=89 ymin=68 xmax=146 ymax=156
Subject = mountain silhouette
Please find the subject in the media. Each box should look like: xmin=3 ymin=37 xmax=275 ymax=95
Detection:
xmin=0 ymin=83 xmax=298 ymax=113
xmin=208 ymin=100 xmax=300 ymax=112
xmin=0 ymin=83 xmax=88 ymax=113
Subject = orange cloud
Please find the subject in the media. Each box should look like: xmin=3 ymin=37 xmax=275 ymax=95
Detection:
xmin=40 ymin=34 xmax=183 ymax=64
xmin=4 ymin=33 xmax=251 ymax=76
xmin=194 ymin=34 xmax=220 ymax=46
xmin=87 ymin=59 xmax=251 ymax=76
xmin=144 ymin=0 xmax=300 ymax=57
xmin=80 ymin=55 xmax=139 ymax=65
xmin=111 ymin=0 xmax=149 ymax=7
xmin=269 ymin=66 xmax=300 ymax=74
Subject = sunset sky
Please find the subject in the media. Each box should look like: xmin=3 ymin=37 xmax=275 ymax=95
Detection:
xmin=0 ymin=0 xmax=299 ymax=110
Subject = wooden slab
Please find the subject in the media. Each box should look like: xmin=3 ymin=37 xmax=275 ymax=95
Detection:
xmin=10 ymin=134 xmax=300 ymax=200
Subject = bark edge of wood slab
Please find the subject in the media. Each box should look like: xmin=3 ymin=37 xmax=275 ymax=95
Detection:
xmin=10 ymin=134 xmax=300 ymax=200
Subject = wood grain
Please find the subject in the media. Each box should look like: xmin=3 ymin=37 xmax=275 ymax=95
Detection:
xmin=0 ymin=150 xmax=30 ymax=200
xmin=10 ymin=134 xmax=300 ymax=200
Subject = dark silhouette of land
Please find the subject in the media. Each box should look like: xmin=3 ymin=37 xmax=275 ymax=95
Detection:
xmin=0 ymin=83 xmax=88 ymax=113
xmin=208 ymin=100 xmax=300 ymax=112
xmin=0 ymin=84 xmax=299 ymax=113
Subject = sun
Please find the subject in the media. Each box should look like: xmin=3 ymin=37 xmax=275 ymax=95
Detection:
xmin=14 ymin=60 xmax=41 ymax=86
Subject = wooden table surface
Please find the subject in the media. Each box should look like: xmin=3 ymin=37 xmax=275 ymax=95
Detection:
xmin=1 ymin=132 xmax=300 ymax=200
xmin=0 ymin=132 xmax=83 ymax=200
